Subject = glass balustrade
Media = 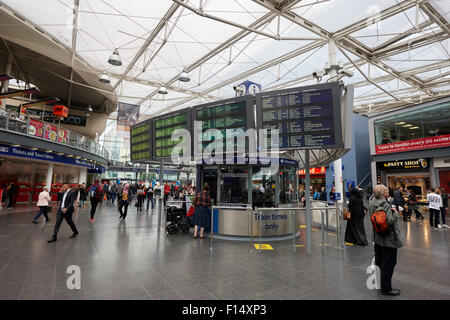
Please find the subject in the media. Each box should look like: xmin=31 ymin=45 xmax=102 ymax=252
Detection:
xmin=0 ymin=109 xmax=109 ymax=159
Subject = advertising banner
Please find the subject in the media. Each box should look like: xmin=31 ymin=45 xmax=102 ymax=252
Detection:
xmin=28 ymin=119 xmax=44 ymax=138
xmin=44 ymin=123 xmax=58 ymax=142
xmin=117 ymin=102 xmax=139 ymax=138
xmin=57 ymin=128 xmax=68 ymax=144
xmin=375 ymin=134 xmax=450 ymax=154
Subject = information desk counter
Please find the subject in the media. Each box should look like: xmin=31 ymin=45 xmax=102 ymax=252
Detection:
xmin=213 ymin=203 xmax=307 ymax=237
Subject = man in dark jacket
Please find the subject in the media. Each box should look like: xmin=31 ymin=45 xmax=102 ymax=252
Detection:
xmin=437 ymin=187 xmax=449 ymax=228
xmin=369 ymin=184 xmax=403 ymax=296
xmin=48 ymin=183 xmax=78 ymax=242
xmin=319 ymin=186 xmax=327 ymax=201
xmin=87 ymin=180 xmax=103 ymax=222
xmin=392 ymin=186 xmax=406 ymax=221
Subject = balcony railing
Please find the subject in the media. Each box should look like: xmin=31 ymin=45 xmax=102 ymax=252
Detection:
xmin=0 ymin=108 xmax=109 ymax=160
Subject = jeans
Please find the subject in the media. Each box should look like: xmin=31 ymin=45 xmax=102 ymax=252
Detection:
xmin=33 ymin=206 xmax=49 ymax=221
xmin=52 ymin=209 xmax=78 ymax=238
xmin=146 ymin=197 xmax=153 ymax=210
xmin=110 ymin=192 xmax=116 ymax=204
xmin=90 ymin=197 xmax=100 ymax=219
xmin=440 ymin=207 xmax=446 ymax=225
xmin=429 ymin=208 xmax=440 ymax=227
xmin=406 ymin=209 xmax=423 ymax=220
xmin=374 ymin=244 xmax=397 ymax=292
xmin=118 ymin=200 xmax=129 ymax=219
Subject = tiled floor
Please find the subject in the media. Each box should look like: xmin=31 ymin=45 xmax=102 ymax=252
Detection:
xmin=0 ymin=203 xmax=449 ymax=300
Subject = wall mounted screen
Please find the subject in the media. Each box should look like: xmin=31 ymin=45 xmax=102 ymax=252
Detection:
xmin=130 ymin=120 xmax=152 ymax=162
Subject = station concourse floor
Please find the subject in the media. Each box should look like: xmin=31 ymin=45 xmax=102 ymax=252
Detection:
xmin=0 ymin=202 xmax=449 ymax=300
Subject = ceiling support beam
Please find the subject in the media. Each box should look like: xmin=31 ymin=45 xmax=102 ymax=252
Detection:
xmin=67 ymin=0 xmax=80 ymax=108
xmin=420 ymin=2 xmax=450 ymax=37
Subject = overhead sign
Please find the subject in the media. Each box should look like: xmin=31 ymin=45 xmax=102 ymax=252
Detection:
xmin=377 ymin=158 xmax=429 ymax=170
xmin=0 ymin=143 xmax=105 ymax=171
xmin=6 ymin=105 xmax=87 ymax=126
xmin=375 ymin=134 xmax=450 ymax=154
xmin=298 ymin=167 xmax=326 ymax=175
xmin=255 ymin=81 xmax=343 ymax=150
xmin=117 ymin=102 xmax=139 ymax=138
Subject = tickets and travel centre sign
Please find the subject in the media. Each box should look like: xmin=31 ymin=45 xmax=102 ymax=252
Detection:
xmin=375 ymin=134 xmax=450 ymax=154
xmin=0 ymin=144 xmax=105 ymax=172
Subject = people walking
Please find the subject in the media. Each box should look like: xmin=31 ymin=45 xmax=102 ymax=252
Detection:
xmin=79 ymin=183 xmax=87 ymax=209
xmin=110 ymin=182 xmax=117 ymax=205
xmin=319 ymin=186 xmax=327 ymax=201
xmin=436 ymin=187 xmax=448 ymax=228
xmin=369 ymin=184 xmax=403 ymax=296
xmin=0 ymin=184 xmax=8 ymax=209
xmin=392 ymin=186 xmax=406 ymax=221
xmin=47 ymin=183 xmax=78 ymax=242
xmin=192 ymin=184 xmax=211 ymax=239
xmin=405 ymin=189 xmax=424 ymax=221
xmin=146 ymin=185 xmax=153 ymax=211
xmin=33 ymin=187 xmax=51 ymax=223
xmin=427 ymin=188 xmax=442 ymax=229
xmin=344 ymin=187 xmax=368 ymax=246
xmin=7 ymin=182 xmax=16 ymax=208
xmin=116 ymin=183 xmax=123 ymax=206
xmin=118 ymin=183 xmax=133 ymax=220
xmin=137 ymin=186 xmax=145 ymax=211
xmin=164 ymin=182 xmax=170 ymax=205
xmin=87 ymin=180 xmax=103 ymax=222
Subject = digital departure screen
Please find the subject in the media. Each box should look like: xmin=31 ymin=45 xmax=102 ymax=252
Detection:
xmin=130 ymin=120 xmax=151 ymax=162
xmin=193 ymin=96 xmax=254 ymax=156
xmin=153 ymin=110 xmax=191 ymax=159
xmin=256 ymin=82 xmax=343 ymax=150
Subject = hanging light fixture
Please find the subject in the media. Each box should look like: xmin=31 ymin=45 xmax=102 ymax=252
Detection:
xmin=87 ymin=105 xmax=93 ymax=112
xmin=108 ymin=49 xmax=122 ymax=66
xmin=99 ymin=73 xmax=110 ymax=83
xmin=178 ymin=70 xmax=190 ymax=82
xmin=158 ymin=85 xmax=168 ymax=95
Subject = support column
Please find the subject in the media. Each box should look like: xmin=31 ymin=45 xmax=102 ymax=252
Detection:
xmin=247 ymin=166 xmax=252 ymax=205
xmin=305 ymin=151 xmax=312 ymax=254
xmin=45 ymin=163 xmax=54 ymax=189
xmin=145 ymin=164 xmax=149 ymax=187
xmin=430 ymin=159 xmax=437 ymax=188
xmin=1 ymin=52 xmax=13 ymax=109
xmin=78 ymin=167 xmax=87 ymax=184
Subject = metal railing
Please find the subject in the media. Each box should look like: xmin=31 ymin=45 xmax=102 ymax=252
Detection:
xmin=0 ymin=108 xmax=109 ymax=159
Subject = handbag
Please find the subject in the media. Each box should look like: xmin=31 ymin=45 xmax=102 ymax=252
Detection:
xmin=186 ymin=205 xmax=195 ymax=217
xmin=343 ymin=208 xmax=351 ymax=220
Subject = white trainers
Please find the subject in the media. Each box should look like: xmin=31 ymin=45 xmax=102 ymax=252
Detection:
xmin=437 ymin=224 xmax=443 ymax=228
xmin=443 ymin=224 xmax=449 ymax=228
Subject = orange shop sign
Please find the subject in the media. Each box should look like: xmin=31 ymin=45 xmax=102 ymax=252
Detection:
xmin=298 ymin=167 xmax=326 ymax=175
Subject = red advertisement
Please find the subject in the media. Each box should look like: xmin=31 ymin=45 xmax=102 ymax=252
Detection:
xmin=44 ymin=123 xmax=58 ymax=142
xmin=57 ymin=128 xmax=68 ymax=144
xmin=376 ymin=134 xmax=450 ymax=154
xmin=28 ymin=119 xmax=44 ymax=138
xmin=299 ymin=167 xmax=326 ymax=175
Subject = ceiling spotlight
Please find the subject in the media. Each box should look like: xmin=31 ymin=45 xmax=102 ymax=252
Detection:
xmin=86 ymin=113 xmax=90 ymax=117
xmin=158 ymin=86 xmax=168 ymax=95
xmin=108 ymin=49 xmax=122 ymax=66
xmin=88 ymin=105 xmax=93 ymax=112
xmin=99 ymin=73 xmax=110 ymax=83
xmin=178 ymin=70 xmax=190 ymax=82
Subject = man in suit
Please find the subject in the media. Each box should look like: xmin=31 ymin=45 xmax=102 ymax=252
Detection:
xmin=48 ymin=183 xmax=79 ymax=243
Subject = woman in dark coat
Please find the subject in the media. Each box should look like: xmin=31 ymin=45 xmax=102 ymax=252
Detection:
xmin=344 ymin=187 xmax=368 ymax=246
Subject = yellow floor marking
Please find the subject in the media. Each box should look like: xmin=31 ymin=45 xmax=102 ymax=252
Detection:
xmin=345 ymin=242 xmax=354 ymax=246
xmin=327 ymin=233 xmax=336 ymax=237
xmin=254 ymin=244 xmax=274 ymax=250
xmin=312 ymin=228 xmax=320 ymax=231
xmin=299 ymin=225 xmax=307 ymax=229
xmin=319 ymin=243 xmax=330 ymax=246
xmin=295 ymin=244 xmax=305 ymax=247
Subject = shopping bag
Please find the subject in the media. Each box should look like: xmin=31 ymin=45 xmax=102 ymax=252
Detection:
xmin=187 ymin=205 xmax=195 ymax=217
xmin=103 ymin=194 xmax=107 ymax=201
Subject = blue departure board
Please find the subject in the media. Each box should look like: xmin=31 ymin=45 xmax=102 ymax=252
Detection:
xmin=256 ymin=82 xmax=343 ymax=150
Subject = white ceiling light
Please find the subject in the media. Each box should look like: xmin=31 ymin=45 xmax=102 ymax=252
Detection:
xmin=178 ymin=70 xmax=190 ymax=82
xmin=99 ymin=73 xmax=110 ymax=83
xmin=108 ymin=49 xmax=122 ymax=66
xmin=158 ymin=86 xmax=168 ymax=95
xmin=87 ymin=105 xmax=93 ymax=112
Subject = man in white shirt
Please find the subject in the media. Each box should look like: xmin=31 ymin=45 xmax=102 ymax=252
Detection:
xmin=427 ymin=188 xmax=442 ymax=229
xmin=48 ymin=183 xmax=79 ymax=242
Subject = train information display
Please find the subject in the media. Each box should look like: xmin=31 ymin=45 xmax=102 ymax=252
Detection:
xmin=256 ymin=82 xmax=343 ymax=150
xmin=152 ymin=110 xmax=191 ymax=158
xmin=193 ymin=96 xmax=254 ymax=156
xmin=130 ymin=120 xmax=152 ymax=162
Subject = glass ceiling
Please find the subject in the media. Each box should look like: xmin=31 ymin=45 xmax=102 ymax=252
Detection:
xmin=1 ymin=0 xmax=450 ymax=117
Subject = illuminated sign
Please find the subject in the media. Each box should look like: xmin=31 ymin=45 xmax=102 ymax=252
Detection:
xmin=377 ymin=158 xmax=429 ymax=170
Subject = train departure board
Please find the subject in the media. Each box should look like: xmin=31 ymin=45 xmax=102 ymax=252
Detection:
xmin=152 ymin=110 xmax=192 ymax=159
xmin=256 ymin=82 xmax=343 ymax=150
xmin=193 ymin=95 xmax=254 ymax=156
xmin=130 ymin=120 xmax=152 ymax=162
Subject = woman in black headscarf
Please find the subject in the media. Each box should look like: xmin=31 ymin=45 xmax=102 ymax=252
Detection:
xmin=344 ymin=187 xmax=368 ymax=246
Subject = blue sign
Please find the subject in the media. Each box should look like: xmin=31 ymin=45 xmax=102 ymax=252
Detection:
xmin=235 ymin=80 xmax=262 ymax=96
xmin=196 ymin=156 xmax=298 ymax=166
xmin=335 ymin=192 xmax=341 ymax=200
xmin=0 ymin=144 xmax=105 ymax=171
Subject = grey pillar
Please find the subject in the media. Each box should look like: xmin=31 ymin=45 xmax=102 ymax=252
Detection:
xmin=305 ymin=151 xmax=312 ymax=254
xmin=248 ymin=166 xmax=252 ymax=205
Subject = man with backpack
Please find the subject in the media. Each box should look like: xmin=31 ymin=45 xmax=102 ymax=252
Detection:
xmin=87 ymin=180 xmax=103 ymax=222
xmin=369 ymin=184 xmax=403 ymax=296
